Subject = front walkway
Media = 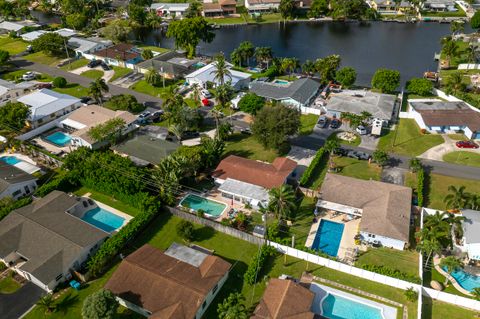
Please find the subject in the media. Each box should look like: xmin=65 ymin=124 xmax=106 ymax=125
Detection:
xmin=419 ymin=135 xmax=480 ymax=161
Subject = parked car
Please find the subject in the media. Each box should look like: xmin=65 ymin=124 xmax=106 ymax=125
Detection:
xmin=240 ymin=127 xmax=251 ymax=135
xmin=330 ymin=118 xmax=341 ymax=129
xmin=150 ymin=110 xmax=164 ymax=122
xmin=356 ymin=125 xmax=367 ymax=135
xmin=36 ymin=83 xmax=52 ymax=89
xmin=201 ymin=89 xmax=212 ymax=98
xmin=181 ymin=131 xmax=200 ymax=140
xmin=316 ymin=116 xmax=328 ymax=128
xmin=201 ymin=98 xmax=210 ymax=106
xmin=347 ymin=150 xmax=371 ymax=160
xmin=22 ymin=71 xmax=36 ymax=81
xmin=87 ymin=60 xmax=102 ymax=68
xmin=26 ymin=45 xmax=33 ymax=52
xmin=456 ymin=140 xmax=479 ymax=149
xmin=100 ymin=62 xmax=110 ymax=71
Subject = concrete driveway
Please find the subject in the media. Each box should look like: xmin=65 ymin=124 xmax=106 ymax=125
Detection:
xmin=419 ymin=135 xmax=480 ymax=161
xmin=358 ymin=134 xmax=380 ymax=150
xmin=381 ymin=167 xmax=406 ymax=185
xmin=0 ymin=282 xmax=44 ymax=319
xmin=286 ymin=146 xmax=317 ymax=180
xmin=71 ymin=65 xmax=114 ymax=82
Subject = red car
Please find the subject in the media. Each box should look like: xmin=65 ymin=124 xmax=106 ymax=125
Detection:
xmin=201 ymin=98 xmax=210 ymax=107
xmin=456 ymin=141 xmax=479 ymax=149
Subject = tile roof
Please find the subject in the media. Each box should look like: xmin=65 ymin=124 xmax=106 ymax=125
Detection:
xmin=0 ymin=161 xmax=37 ymax=193
xmin=249 ymin=78 xmax=320 ymax=106
xmin=105 ymin=244 xmax=231 ymax=319
xmin=94 ymin=43 xmax=139 ymax=61
xmin=252 ymin=278 xmax=315 ymax=319
xmin=213 ymin=155 xmax=296 ymax=189
xmin=17 ymin=89 xmax=81 ymax=122
xmin=319 ymin=174 xmax=412 ymax=242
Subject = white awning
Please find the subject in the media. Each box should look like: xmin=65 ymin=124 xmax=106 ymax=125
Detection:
xmin=60 ymin=118 xmax=87 ymax=130
xmin=218 ymin=178 xmax=269 ymax=203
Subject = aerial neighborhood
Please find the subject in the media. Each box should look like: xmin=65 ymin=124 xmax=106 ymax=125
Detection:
xmin=1 ymin=0 xmax=480 ymax=319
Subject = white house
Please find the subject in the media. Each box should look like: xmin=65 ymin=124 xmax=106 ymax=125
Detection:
xmin=461 ymin=209 xmax=480 ymax=261
xmin=21 ymin=28 xmax=77 ymax=42
xmin=185 ymin=62 xmax=251 ymax=90
xmin=105 ymin=243 xmax=231 ymax=319
xmin=245 ymin=0 xmax=281 ymax=12
xmin=0 ymin=191 xmax=109 ymax=291
xmin=0 ymin=79 xmax=36 ymax=105
xmin=422 ymin=0 xmax=457 ymax=12
xmin=317 ymin=174 xmax=412 ymax=250
xmin=18 ymin=89 xmax=82 ymax=128
xmin=67 ymin=37 xmax=112 ymax=58
xmin=150 ymin=2 xmax=190 ymax=18
xmin=0 ymin=21 xmax=40 ymax=35
xmin=0 ymin=162 xmax=37 ymax=200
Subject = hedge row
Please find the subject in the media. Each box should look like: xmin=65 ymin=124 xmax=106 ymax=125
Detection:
xmin=0 ymin=197 xmax=32 ymax=221
xmin=417 ymin=168 xmax=425 ymax=207
xmin=299 ymin=148 xmax=325 ymax=186
xmin=361 ymin=264 xmax=421 ymax=283
xmin=244 ymin=245 xmax=276 ymax=285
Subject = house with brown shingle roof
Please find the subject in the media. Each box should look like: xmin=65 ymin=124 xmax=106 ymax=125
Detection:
xmin=317 ymin=174 xmax=412 ymax=250
xmin=252 ymin=278 xmax=315 ymax=319
xmin=212 ymin=155 xmax=297 ymax=209
xmin=105 ymin=243 xmax=231 ymax=319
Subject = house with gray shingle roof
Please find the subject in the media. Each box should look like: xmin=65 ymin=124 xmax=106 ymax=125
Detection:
xmin=249 ymin=78 xmax=320 ymax=109
xmin=0 ymin=191 xmax=109 ymax=291
xmin=0 ymin=162 xmax=37 ymax=200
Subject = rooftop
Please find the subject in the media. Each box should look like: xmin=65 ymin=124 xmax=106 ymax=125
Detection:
xmin=186 ymin=62 xmax=251 ymax=86
xmin=463 ymin=209 xmax=480 ymax=244
xmin=218 ymin=178 xmax=270 ymax=204
xmin=68 ymin=37 xmax=112 ymax=53
xmin=0 ymin=20 xmax=39 ymax=32
xmin=0 ymin=162 xmax=37 ymax=194
xmin=18 ymin=89 xmax=81 ymax=122
xmin=249 ymin=78 xmax=320 ymax=106
xmin=137 ymin=51 xmax=196 ymax=77
xmin=94 ymin=43 xmax=139 ymax=61
xmin=150 ymin=2 xmax=190 ymax=10
xmin=0 ymin=79 xmax=35 ymax=96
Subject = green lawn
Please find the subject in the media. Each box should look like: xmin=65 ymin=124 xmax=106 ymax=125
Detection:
xmin=130 ymin=79 xmax=181 ymax=98
xmin=224 ymin=133 xmax=281 ymax=163
xmin=24 ymin=52 xmax=64 ymax=66
xmin=288 ymin=196 xmax=317 ymax=248
xmin=302 ymin=153 xmax=329 ymax=190
xmin=80 ymin=69 xmax=104 ymax=80
xmin=206 ymin=16 xmax=247 ymax=25
xmin=299 ymin=114 xmax=318 ymax=135
xmin=328 ymin=131 xmax=361 ymax=146
xmin=1 ymin=69 xmax=52 ymax=83
xmin=425 ymin=174 xmax=480 ymax=210
xmin=0 ymin=36 xmax=28 ymax=54
xmin=75 ymin=187 xmax=142 ymax=217
xmin=0 ymin=275 xmax=21 ymax=294
xmin=136 ymin=45 xmax=170 ymax=54
xmin=378 ymin=119 xmax=444 ymax=157
xmin=332 ymin=156 xmax=382 ymax=181
xmin=447 ymin=134 xmax=466 ymax=141
xmin=356 ymin=248 xmax=419 ymax=278
xmin=60 ymin=58 xmax=88 ymax=71
xmin=53 ymin=83 xmax=89 ymax=98
xmin=423 ymin=266 xmax=467 ymax=297
xmin=422 ymin=298 xmax=477 ymax=319
xmin=442 ymin=151 xmax=480 ymax=168
xmin=109 ymin=66 xmax=131 ymax=83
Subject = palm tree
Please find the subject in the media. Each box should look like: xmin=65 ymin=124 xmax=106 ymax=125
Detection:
xmin=281 ymin=58 xmax=299 ymax=80
xmin=141 ymin=49 xmax=154 ymax=60
xmin=169 ymin=123 xmax=184 ymax=141
xmin=302 ymin=60 xmax=316 ymax=77
xmin=416 ymin=235 xmax=442 ymax=270
xmin=467 ymin=193 xmax=480 ymax=210
xmin=446 ymin=72 xmax=466 ymax=95
xmin=268 ymin=184 xmax=297 ymax=220
xmin=444 ymin=185 xmax=469 ymax=210
xmin=211 ymin=53 xmax=232 ymax=86
xmin=238 ymin=41 xmax=255 ymax=66
xmin=439 ymin=256 xmax=463 ymax=285
xmin=442 ymin=39 xmax=459 ymax=65
xmin=450 ymin=21 xmax=464 ymax=36
xmin=145 ymin=10 xmax=162 ymax=29
xmin=145 ymin=67 xmax=161 ymax=86
xmin=445 ymin=213 xmax=466 ymax=243
xmin=254 ymin=46 xmax=273 ymax=68
xmin=36 ymin=294 xmax=57 ymax=314
xmin=217 ymin=292 xmax=248 ymax=319
xmin=424 ymin=211 xmax=448 ymax=229
xmin=472 ymin=287 xmax=480 ymax=301
xmin=324 ymin=138 xmax=340 ymax=171
xmin=88 ymin=78 xmax=109 ymax=105
xmin=467 ymin=44 xmax=478 ymax=63
xmin=191 ymin=83 xmax=201 ymax=104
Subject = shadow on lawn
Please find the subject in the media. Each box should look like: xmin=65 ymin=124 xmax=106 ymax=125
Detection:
xmin=195 ymin=226 xmax=215 ymax=242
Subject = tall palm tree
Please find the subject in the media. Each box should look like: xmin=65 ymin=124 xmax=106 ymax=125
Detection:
xmin=416 ymin=235 xmax=442 ymax=270
xmin=450 ymin=21 xmax=464 ymax=36
xmin=442 ymin=39 xmax=459 ymax=65
xmin=191 ymin=83 xmax=201 ymax=104
xmin=281 ymin=58 xmax=299 ymax=80
xmin=446 ymin=72 xmax=466 ymax=95
xmin=145 ymin=10 xmax=162 ymax=29
xmin=302 ymin=60 xmax=316 ymax=77
xmin=145 ymin=67 xmax=161 ymax=86
xmin=444 ymin=185 xmax=469 ymax=210
xmin=268 ymin=184 xmax=297 ymax=220
xmin=254 ymin=46 xmax=273 ymax=68
xmin=211 ymin=53 xmax=232 ymax=86
xmin=36 ymin=294 xmax=57 ymax=314
xmin=324 ymin=138 xmax=340 ymax=171
xmin=467 ymin=44 xmax=478 ymax=64
xmin=424 ymin=211 xmax=448 ymax=229
xmin=88 ymin=78 xmax=109 ymax=105
xmin=445 ymin=213 xmax=466 ymax=243
xmin=238 ymin=41 xmax=255 ymax=66
xmin=439 ymin=256 xmax=463 ymax=285
xmin=467 ymin=193 xmax=480 ymax=210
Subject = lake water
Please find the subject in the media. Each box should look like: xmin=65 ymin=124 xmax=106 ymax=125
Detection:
xmin=143 ymin=21 xmax=456 ymax=86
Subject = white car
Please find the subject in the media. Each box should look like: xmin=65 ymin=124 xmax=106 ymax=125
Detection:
xmin=201 ymin=89 xmax=212 ymax=98
xmin=356 ymin=125 xmax=367 ymax=135
xmin=22 ymin=71 xmax=36 ymax=81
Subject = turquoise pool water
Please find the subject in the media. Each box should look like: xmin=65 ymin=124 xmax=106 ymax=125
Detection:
xmin=0 ymin=156 xmax=21 ymax=165
xmin=180 ymin=194 xmax=226 ymax=217
xmin=45 ymin=131 xmax=71 ymax=147
xmin=273 ymin=79 xmax=290 ymax=85
xmin=312 ymin=220 xmax=344 ymax=257
xmin=81 ymin=207 xmax=125 ymax=232
xmin=322 ymin=293 xmax=383 ymax=319
xmin=443 ymin=266 xmax=480 ymax=292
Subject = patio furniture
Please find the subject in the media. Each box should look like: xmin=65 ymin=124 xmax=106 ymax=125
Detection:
xmin=69 ymin=280 xmax=81 ymax=290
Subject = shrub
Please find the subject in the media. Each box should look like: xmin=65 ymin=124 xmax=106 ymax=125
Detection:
xmin=371 ymin=68 xmax=400 ymax=94
xmin=299 ymin=148 xmax=325 ymax=186
xmin=52 ymin=76 xmax=67 ymax=88
xmin=244 ymin=245 xmax=276 ymax=285
xmin=176 ymin=220 xmax=195 ymax=241
xmin=196 ymin=209 xmax=205 ymax=218
xmin=82 ymin=289 xmax=118 ymax=319
xmin=417 ymin=168 xmax=425 ymax=207
xmin=406 ymin=78 xmax=433 ymax=96
xmin=0 ymin=196 xmax=32 ymax=221
xmin=404 ymin=287 xmax=418 ymax=302
xmin=361 ymin=264 xmax=421 ymax=283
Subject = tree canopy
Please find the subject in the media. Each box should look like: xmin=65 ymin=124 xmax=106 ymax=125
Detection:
xmin=308 ymin=0 xmax=329 ymax=18
xmin=471 ymin=11 xmax=480 ymax=30
xmin=335 ymin=67 xmax=357 ymax=88
xmin=0 ymin=101 xmax=29 ymax=131
xmin=87 ymin=117 xmax=126 ymax=144
xmin=105 ymin=94 xmax=145 ymax=113
xmin=32 ymin=33 xmax=66 ymax=56
xmin=166 ymin=17 xmax=215 ymax=58
xmin=371 ymin=68 xmax=400 ymax=94
xmin=406 ymin=78 xmax=433 ymax=96
xmin=279 ymin=0 xmax=296 ymax=20
xmin=81 ymin=289 xmax=118 ymax=319
xmin=100 ymin=19 xmax=132 ymax=43
xmin=238 ymin=93 xmax=265 ymax=115
xmin=0 ymin=49 xmax=10 ymax=66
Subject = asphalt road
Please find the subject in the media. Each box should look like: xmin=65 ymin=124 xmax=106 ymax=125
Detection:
xmin=0 ymin=282 xmax=44 ymax=319
xmin=11 ymin=59 xmax=163 ymax=110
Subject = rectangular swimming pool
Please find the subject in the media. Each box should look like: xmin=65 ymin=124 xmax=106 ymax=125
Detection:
xmin=311 ymin=219 xmax=344 ymax=257
xmin=321 ymin=293 xmax=384 ymax=319
xmin=45 ymin=131 xmax=71 ymax=147
xmin=0 ymin=156 xmax=21 ymax=165
xmin=180 ymin=194 xmax=227 ymax=217
xmin=81 ymin=207 xmax=125 ymax=233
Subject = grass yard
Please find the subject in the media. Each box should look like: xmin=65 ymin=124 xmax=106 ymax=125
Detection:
xmin=356 ymin=248 xmax=419 ymax=278
xmin=332 ymin=156 xmax=382 ymax=181
xmin=206 ymin=16 xmax=247 ymax=25
xmin=299 ymin=114 xmax=318 ymax=135
xmin=137 ymin=45 xmax=170 ymax=54
xmin=0 ymin=36 xmax=28 ymax=54
xmin=24 ymin=52 xmax=64 ymax=66
xmin=302 ymin=153 xmax=329 ymax=190
xmin=442 ymin=151 xmax=480 ymax=168
xmin=0 ymin=275 xmax=21 ymax=294
xmin=447 ymin=133 xmax=467 ymax=141
xmin=75 ymin=187 xmax=142 ymax=217
xmin=378 ymin=119 xmax=444 ymax=157
xmin=1 ymin=69 xmax=53 ymax=82
xmin=288 ymin=196 xmax=316 ymax=248
xmin=80 ymin=69 xmax=104 ymax=80
xmin=130 ymin=79 xmax=182 ymax=98
xmin=224 ymin=133 xmax=281 ymax=163
xmin=53 ymin=83 xmax=89 ymax=98
xmin=422 ymin=297 xmax=477 ymax=319
xmin=422 ymin=266 xmax=467 ymax=297
xmin=109 ymin=66 xmax=131 ymax=82
xmin=60 ymin=58 xmax=88 ymax=71
xmin=328 ymin=131 xmax=361 ymax=146
xmin=425 ymin=174 xmax=480 ymax=210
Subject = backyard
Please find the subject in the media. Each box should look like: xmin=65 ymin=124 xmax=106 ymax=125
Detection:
xmin=223 ymin=133 xmax=282 ymax=163
xmin=53 ymin=83 xmax=89 ymax=98
xmin=356 ymin=248 xmax=419 ymax=279
xmin=422 ymin=297 xmax=477 ymax=319
xmin=299 ymin=114 xmax=318 ymax=135
xmin=130 ymin=79 xmax=182 ymax=98
xmin=443 ymin=151 xmax=480 ymax=168
xmin=75 ymin=187 xmax=142 ymax=217
xmin=0 ymin=36 xmax=28 ymax=55
xmin=378 ymin=119 xmax=444 ymax=157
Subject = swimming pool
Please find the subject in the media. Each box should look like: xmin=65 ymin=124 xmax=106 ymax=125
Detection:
xmin=180 ymin=194 xmax=227 ymax=217
xmin=45 ymin=131 xmax=71 ymax=147
xmin=322 ymin=293 xmax=384 ymax=319
xmin=0 ymin=156 xmax=21 ymax=165
xmin=273 ymin=79 xmax=290 ymax=85
xmin=443 ymin=266 xmax=480 ymax=292
xmin=311 ymin=220 xmax=344 ymax=257
xmin=81 ymin=207 xmax=125 ymax=233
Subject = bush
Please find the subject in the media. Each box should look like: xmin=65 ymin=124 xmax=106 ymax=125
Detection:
xmin=299 ymin=148 xmax=325 ymax=186
xmin=0 ymin=196 xmax=32 ymax=222
xmin=176 ymin=220 xmax=195 ymax=241
xmin=52 ymin=77 xmax=67 ymax=88
xmin=104 ymin=94 xmax=145 ymax=114
xmin=404 ymin=287 xmax=418 ymax=302
xmin=238 ymin=93 xmax=265 ymax=115
xmin=196 ymin=209 xmax=205 ymax=218
xmin=417 ymin=168 xmax=425 ymax=207
xmin=244 ymin=245 xmax=276 ymax=285
xmin=371 ymin=68 xmax=400 ymax=94
xmin=82 ymin=289 xmax=118 ymax=319
xmin=406 ymin=78 xmax=433 ymax=96
xmin=361 ymin=264 xmax=421 ymax=283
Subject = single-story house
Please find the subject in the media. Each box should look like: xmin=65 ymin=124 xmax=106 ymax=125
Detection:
xmin=91 ymin=43 xmax=142 ymax=67
xmin=0 ymin=21 xmax=40 ymax=35
xmin=407 ymin=100 xmax=480 ymax=139
xmin=0 ymin=79 xmax=36 ymax=105
xmin=325 ymin=90 xmax=397 ymax=124
xmin=212 ymin=155 xmax=297 ymax=209
xmin=245 ymin=0 xmax=281 ymax=12
xmin=317 ymin=174 xmax=412 ymax=250
xmin=0 ymin=191 xmax=109 ymax=291
xmin=185 ymin=62 xmax=251 ymax=90
xmin=0 ymin=162 xmax=37 ymax=200
xmin=67 ymin=37 xmax=112 ymax=57
xmin=18 ymin=89 xmax=82 ymax=128
xmin=422 ymin=0 xmax=456 ymax=12
xmin=461 ymin=209 xmax=480 ymax=261
xmin=137 ymin=51 xmax=199 ymax=79
xmin=21 ymin=28 xmax=77 ymax=42
xmin=105 ymin=243 xmax=231 ymax=319
xmin=112 ymin=126 xmax=180 ymax=166
xmin=252 ymin=278 xmax=315 ymax=319
xmin=249 ymin=78 xmax=321 ymax=109
xmin=369 ymin=0 xmax=412 ymax=14
xmin=150 ymin=2 xmax=190 ymax=18
xmin=202 ymin=0 xmax=237 ymax=17
xmin=60 ymin=104 xmax=138 ymax=149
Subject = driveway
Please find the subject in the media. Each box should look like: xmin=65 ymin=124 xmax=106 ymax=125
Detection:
xmin=381 ymin=167 xmax=406 ymax=185
xmin=0 ymin=282 xmax=44 ymax=319
xmin=358 ymin=134 xmax=380 ymax=150
xmin=419 ymin=135 xmax=480 ymax=161
xmin=71 ymin=65 xmax=115 ymax=82
xmin=286 ymin=146 xmax=317 ymax=180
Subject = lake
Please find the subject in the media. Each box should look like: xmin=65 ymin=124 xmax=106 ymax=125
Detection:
xmin=142 ymin=21 xmax=456 ymax=86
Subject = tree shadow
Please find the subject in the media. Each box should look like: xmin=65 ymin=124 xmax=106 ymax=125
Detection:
xmin=223 ymin=149 xmax=254 ymax=159
xmin=55 ymin=293 xmax=79 ymax=314
xmin=422 ymin=296 xmax=433 ymax=319
xmin=128 ymin=212 xmax=172 ymax=250
xmin=194 ymin=226 xmax=215 ymax=242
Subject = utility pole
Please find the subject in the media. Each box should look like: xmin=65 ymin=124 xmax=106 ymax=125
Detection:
xmin=63 ymin=38 xmax=71 ymax=70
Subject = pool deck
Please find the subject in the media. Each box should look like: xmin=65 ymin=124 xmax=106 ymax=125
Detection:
xmin=202 ymin=189 xmax=255 ymax=221
xmin=305 ymin=211 xmax=360 ymax=260
xmin=83 ymin=193 xmax=133 ymax=230
xmin=0 ymin=152 xmax=41 ymax=174
xmin=310 ymin=282 xmax=398 ymax=319
xmin=31 ymin=136 xmax=74 ymax=154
